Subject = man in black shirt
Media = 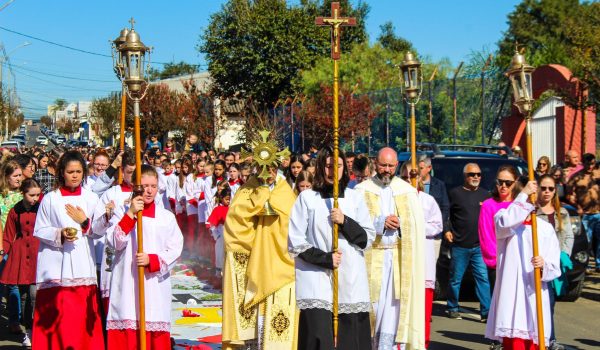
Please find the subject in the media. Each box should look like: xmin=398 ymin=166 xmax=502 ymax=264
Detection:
xmin=444 ymin=163 xmax=491 ymax=321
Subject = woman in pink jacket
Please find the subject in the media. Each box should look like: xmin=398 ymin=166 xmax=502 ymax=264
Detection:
xmin=478 ymin=165 xmax=521 ymax=291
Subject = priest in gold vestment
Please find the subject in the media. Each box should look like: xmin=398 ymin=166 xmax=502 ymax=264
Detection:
xmin=355 ymin=147 xmax=426 ymax=350
xmin=221 ymin=168 xmax=298 ymax=350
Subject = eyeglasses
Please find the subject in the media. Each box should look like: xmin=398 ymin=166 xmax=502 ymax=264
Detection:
xmin=94 ymin=163 xmax=109 ymax=168
xmin=541 ymin=186 xmax=555 ymax=192
xmin=496 ymin=179 xmax=515 ymax=187
xmin=466 ymin=172 xmax=481 ymax=178
xmin=538 ymin=163 xmax=548 ymax=166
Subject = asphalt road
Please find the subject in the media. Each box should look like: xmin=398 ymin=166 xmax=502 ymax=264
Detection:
xmin=1 ymin=271 xmax=599 ymax=349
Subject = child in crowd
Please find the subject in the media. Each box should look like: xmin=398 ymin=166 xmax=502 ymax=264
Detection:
xmin=227 ymin=163 xmax=243 ymax=198
xmin=294 ymin=170 xmax=314 ymax=195
xmin=206 ymin=187 xmax=231 ymax=290
xmin=0 ymin=178 xmax=42 ymax=347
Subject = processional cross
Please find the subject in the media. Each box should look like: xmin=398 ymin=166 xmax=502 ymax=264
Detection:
xmin=315 ymin=2 xmax=355 ymax=347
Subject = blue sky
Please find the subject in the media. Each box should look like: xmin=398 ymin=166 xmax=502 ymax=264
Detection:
xmin=0 ymin=0 xmax=521 ymax=119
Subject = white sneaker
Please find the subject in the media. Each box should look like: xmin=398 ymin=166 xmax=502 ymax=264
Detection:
xmin=22 ymin=331 xmax=31 ymax=348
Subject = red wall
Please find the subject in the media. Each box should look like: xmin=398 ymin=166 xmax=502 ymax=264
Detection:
xmin=501 ymin=64 xmax=596 ymax=163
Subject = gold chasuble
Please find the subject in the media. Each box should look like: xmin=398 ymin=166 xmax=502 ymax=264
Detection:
xmin=222 ymin=176 xmax=298 ymax=350
xmin=355 ymin=177 xmax=426 ymax=349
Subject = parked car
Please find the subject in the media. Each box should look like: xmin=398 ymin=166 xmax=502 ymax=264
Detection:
xmin=397 ymin=143 xmax=588 ymax=302
xmin=0 ymin=141 xmax=21 ymax=152
xmin=36 ymin=136 xmax=48 ymax=145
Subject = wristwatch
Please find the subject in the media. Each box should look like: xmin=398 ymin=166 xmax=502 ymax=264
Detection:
xmin=80 ymin=218 xmax=90 ymax=229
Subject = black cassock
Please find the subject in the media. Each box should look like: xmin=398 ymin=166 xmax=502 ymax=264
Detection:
xmin=296 ymin=214 xmax=371 ymax=350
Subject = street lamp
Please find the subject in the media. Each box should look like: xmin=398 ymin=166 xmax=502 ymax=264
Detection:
xmin=506 ymin=48 xmax=545 ymax=349
xmin=399 ymin=51 xmax=422 ymax=188
xmin=111 ymin=27 xmax=129 ymax=184
xmin=1 ymin=41 xmax=30 ymax=139
xmin=114 ymin=18 xmax=151 ymax=350
xmin=507 ymin=50 xmax=534 ymax=114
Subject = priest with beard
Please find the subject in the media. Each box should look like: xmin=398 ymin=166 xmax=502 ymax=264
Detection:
xmin=355 ymin=147 xmax=426 ymax=350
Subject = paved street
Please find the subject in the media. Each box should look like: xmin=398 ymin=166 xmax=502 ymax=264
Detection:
xmin=2 ymin=259 xmax=599 ymax=349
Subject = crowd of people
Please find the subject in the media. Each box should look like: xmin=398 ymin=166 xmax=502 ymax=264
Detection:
xmin=0 ymin=130 xmax=597 ymax=350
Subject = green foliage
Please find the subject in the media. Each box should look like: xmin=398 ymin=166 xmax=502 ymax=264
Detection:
xmin=377 ymin=22 xmax=413 ymax=54
xmin=497 ymin=0 xmax=580 ymax=69
xmin=90 ymin=92 xmax=122 ymax=140
xmin=148 ymin=61 xmax=199 ymax=81
xmin=199 ymin=0 xmax=368 ymax=105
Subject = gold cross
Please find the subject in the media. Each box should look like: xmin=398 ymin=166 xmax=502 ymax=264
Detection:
xmin=129 ymin=17 xmax=136 ymax=29
xmin=315 ymin=2 xmax=356 ymax=60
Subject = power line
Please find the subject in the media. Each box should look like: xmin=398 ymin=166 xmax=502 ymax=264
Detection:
xmin=13 ymin=69 xmax=116 ymax=92
xmin=0 ymin=25 xmax=208 ymax=67
xmin=4 ymin=62 xmax=116 ymax=83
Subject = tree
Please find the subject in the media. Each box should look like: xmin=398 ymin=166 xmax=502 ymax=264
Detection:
xmin=40 ymin=115 xmax=52 ymax=128
xmin=148 ymin=61 xmax=199 ymax=81
xmin=90 ymin=92 xmax=123 ymax=142
xmin=199 ymin=0 xmax=368 ymax=105
xmin=497 ymin=0 xmax=580 ymax=69
xmin=298 ymin=84 xmax=377 ymax=148
xmin=377 ymin=22 xmax=413 ymax=53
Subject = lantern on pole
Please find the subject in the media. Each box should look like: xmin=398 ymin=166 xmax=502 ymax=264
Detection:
xmin=506 ymin=48 xmax=545 ymax=349
xmin=398 ymin=51 xmax=422 ymax=188
xmin=111 ymin=27 xmax=129 ymax=184
xmin=115 ymin=17 xmax=152 ymax=350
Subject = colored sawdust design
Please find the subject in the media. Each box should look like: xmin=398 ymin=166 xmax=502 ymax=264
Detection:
xmin=175 ymin=307 xmax=222 ymax=325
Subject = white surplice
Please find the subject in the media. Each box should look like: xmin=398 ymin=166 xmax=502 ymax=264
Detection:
xmin=34 ymin=187 xmax=100 ymax=288
xmin=91 ymin=184 xmax=132 ymax=298
xmin=105 ymin=203 xmax=183 ymax=331
xmin=418 ymin=191 xmax=443 ymax=289
xmin=288 ymin=187 xmax=375 ymax=313
xmin=485 ymin=193 xmax=561 ymax=345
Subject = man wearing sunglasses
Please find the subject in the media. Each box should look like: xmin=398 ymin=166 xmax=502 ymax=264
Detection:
xmin=445 ymin=163 xmax=492 ymax=322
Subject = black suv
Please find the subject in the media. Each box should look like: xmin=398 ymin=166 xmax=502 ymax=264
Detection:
xmin=397 ymin=144 xmax=589 ymax=302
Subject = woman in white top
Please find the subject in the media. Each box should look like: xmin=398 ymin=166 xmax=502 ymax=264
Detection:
xmin=485 ymin=180 xmax=561 ymax=350
xmin=288 ymin=147 xmax=375 ymax=350
xmin=33 ymin=150 xmax=104 ymax=349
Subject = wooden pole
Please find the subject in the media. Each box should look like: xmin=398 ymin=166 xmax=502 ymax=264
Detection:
xmin=332 ymin=57 xmax=340 ymax=347
xmin=524 ymin=113 xmax=545 ymax=348
xmin=118 ymin=85 xmax=127 ymax=184
xmin=133 ymin=98 xmax=147 ymax=350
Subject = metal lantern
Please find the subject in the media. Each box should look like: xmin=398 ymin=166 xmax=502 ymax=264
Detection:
xmin=506 ymin=50 xmax=534 ymax=114
xmin=399 ymin=51 xmax=422 ymax=102
xmin=111 ymin=28 xmax=129 ymax=80
xmin=118 ymin=24 xmax=150 ymax=96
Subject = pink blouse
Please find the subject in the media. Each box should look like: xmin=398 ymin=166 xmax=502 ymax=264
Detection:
xmin=478 ymin=198 xmax=511 ymax=268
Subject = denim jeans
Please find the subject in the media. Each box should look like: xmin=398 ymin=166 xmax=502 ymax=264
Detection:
xmin=582 ymin=213 xmax=600 ymax=265
xmin=446 ymin=245 xmax=491 ymax=317
xmin=7 ymin=284 xmax=36 ymax=327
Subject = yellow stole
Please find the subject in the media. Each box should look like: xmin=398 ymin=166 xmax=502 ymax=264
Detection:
xmin=357 ymin=178 xmax=426 ymax=349
xmin=222 ymin=178 xmax=298 ymax=350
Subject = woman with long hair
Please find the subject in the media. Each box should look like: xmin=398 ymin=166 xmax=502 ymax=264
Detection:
xmin=536 ymin=174 xmax=573 ymax=350
xmin=288 ymin=147 xmax=375 ymax=350
xmin=535 ymin=156 xmax=552 ymax=178
xmin=32 ymin=150 xmax=103 ymax=349
xmin=485 ymin=180 xmax=561 ymax=350
xmin=285 ymin=155 xmax=306 ymax=189
xmin=479 ymin=165 xmax=521 ymax=291
xmin=180 ymin=157 xmax=196 ymax=255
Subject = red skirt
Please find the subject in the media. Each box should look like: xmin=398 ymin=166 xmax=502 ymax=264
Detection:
xmin=33 ymin=284 xmax=105 ymax=350
xmin=107 ymin=329 xmax=171 ymax=350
